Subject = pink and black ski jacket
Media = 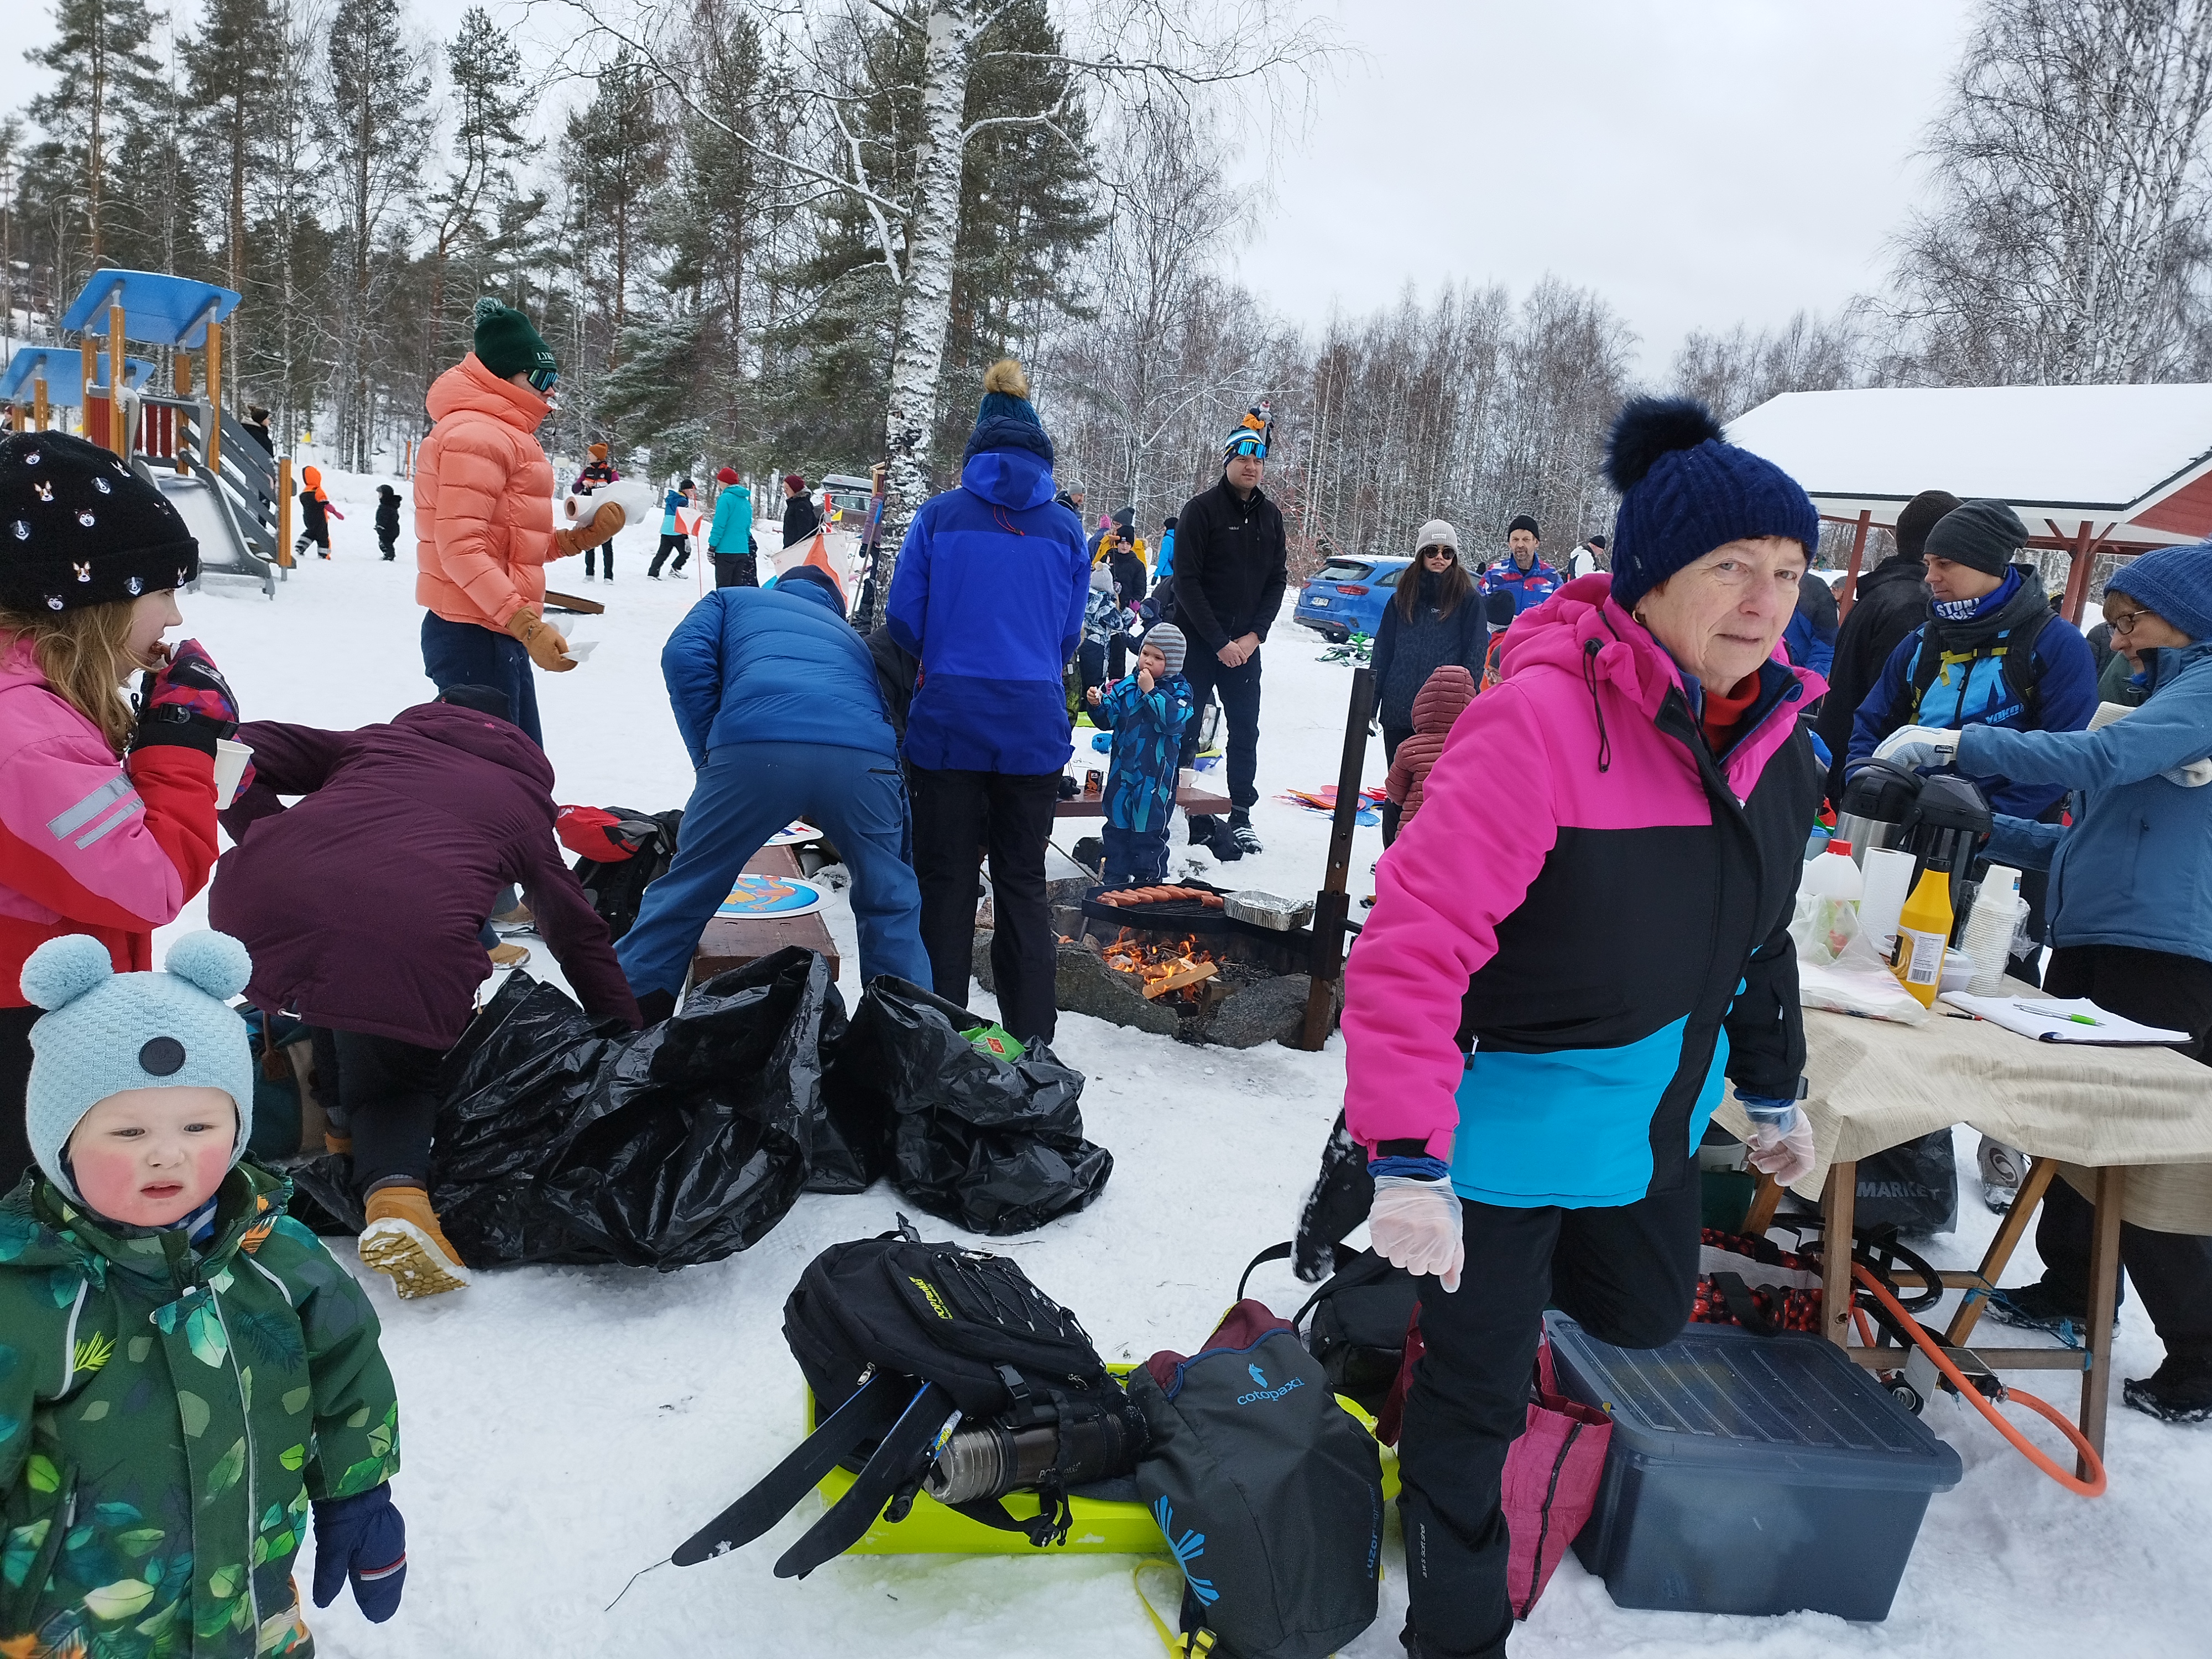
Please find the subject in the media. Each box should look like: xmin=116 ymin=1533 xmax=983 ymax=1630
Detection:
xmin=0 ymin=638 xmax=219 ymax=1000
xmin=1343 ymin=575 xmax=1824 ymax=1210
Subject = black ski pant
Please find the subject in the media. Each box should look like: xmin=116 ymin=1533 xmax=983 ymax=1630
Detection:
xmin=1177 ymin=648 xmax=1262 ymax=813
xmin=586 ymin=538 xmax=616 ymax=578
xmin=909 ymin=766 xmax=1060 ymax=1044
xmin=2027 ymin=944 xmax=2212 ymax=1363
xmin=377 ymin=533 xmax=397 ymax=561
xmin=650 ymin=535 xmax=690 ymax=577
xmin=0 ymin=1003 xmax=36 ymax=1193
xmin=713 ymin=555 xmax=758 ymax=589
xmin=318 ymin=1028 xmax=447 ymax=1199
xmin=1384 ymin=723 xmax=1413 ymax=765
xmin=1399 ymin=1162 xmax=1702 ymax=1659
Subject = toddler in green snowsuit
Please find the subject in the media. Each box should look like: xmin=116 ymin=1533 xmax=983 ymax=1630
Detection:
xmin=1 ymin=931 xmax=405 ymax=1657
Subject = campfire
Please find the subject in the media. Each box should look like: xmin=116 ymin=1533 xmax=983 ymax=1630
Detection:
xmin=1098 ymin=932 xmax=1219 ymax=1003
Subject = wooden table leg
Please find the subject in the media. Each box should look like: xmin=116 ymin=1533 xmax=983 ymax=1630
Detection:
xmin=1743 ymin=1171 xmax=1785 ymax=1236
xmin=1946 ymin=1156 xmax=2059 ymax=1348
xmin=1822 ymin=1160 xmax=1858 ymax=1348
xmin=2079 ymin=1165 xmax=2126 ymax=1475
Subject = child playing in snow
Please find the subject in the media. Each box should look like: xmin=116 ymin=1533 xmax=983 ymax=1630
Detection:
xmin=374 ymin=483 xmax=401 ymax=561
xmin=1382 ymin=664 xmax=1475 ymax=848
xmin=576 ymin=442 xmax=621 ymax=580
xmin=1085 ymin=623 xmax=1196 ymax=886
xmin=2 ymin=930 xmax=406 ymax=1653
xmin=651 ymin=478 xmax=697 ymax=579
xmin=0 ymin=431 xmax=241 ymax=1192
xmin=295 ymin=465 xmax=343 ymax=560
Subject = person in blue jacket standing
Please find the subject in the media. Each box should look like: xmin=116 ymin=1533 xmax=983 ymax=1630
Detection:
xmin=1876 ymin=540 xmax=2212 ymax=1424
xmin=615 ymin=557 xmax=928 ymax=1019
xmin=1847 ymin=498 xmax=2096 ymax=978
xmin=707 ymin=465 xmax=755 ymax=588
xmin=650 ymin=478 xmax=697 ymax=578
xmin=887 ymin=357 xmax=1088 ymax=1042
xmin=1479 ymin=514 xmax=1562 ymax=613
xmin=1782 ymin=569 xmax=1838 ymax=677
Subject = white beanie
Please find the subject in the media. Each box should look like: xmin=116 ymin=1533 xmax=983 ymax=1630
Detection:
xmin=1415 ymin=519 xmax=1458 ymax=554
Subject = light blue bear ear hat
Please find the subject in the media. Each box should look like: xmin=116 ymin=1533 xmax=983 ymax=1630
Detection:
xmin=19 ymin=931 xmax=256 ymax=1205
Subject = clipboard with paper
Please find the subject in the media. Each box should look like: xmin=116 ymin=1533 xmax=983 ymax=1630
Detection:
xmin=1938 ymin=992 xmax=2193 ymax=1045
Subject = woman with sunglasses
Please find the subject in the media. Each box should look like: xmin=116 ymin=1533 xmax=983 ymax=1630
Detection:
xmin=414 ymin=298 xmax=618 ymax=747
xmin=1876 ymin=540 xmax=2212 ymax=1424
xmin=1372 ymin=520 xmax=1488 ymax=769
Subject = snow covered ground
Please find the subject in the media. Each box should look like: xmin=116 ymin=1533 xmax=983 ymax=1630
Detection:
xmin=155 ymin=464 xmax=2212 ymax=1657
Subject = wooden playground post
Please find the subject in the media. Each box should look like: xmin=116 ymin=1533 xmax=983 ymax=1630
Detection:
xmin=204 ymin=324 xmax=222 ymax=477
xmin=173 ymin=349 xmax=192 ymax=473
xmin=33 ymin=374 xmax=47 ymax=432
xmin=79 ymin=338 xmax=96 ymax=442
xmin=107 ymin=303 xmax=127 ymax=457
xmin=277 ymin=456 xmax=294 ymax=568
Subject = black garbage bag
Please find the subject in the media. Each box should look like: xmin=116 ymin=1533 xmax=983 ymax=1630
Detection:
xmin=1853 ymin=1128 xmax=1958 ymax=1236
xmin=822 ymin=975 xmax=1112 ymax=1234
xmin=286 ymin=947 xmax=849 ymax=1269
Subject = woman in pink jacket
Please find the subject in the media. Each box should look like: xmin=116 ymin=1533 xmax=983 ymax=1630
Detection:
xmin=1344 ymin=400 xmax=1825 ymax=1659
xmin=0 ymin=432 xmax=242 ymax=1189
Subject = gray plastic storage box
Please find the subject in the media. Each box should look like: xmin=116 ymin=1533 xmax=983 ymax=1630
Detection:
xmin=1544 ymin=1311 xmax=1962 ymax=1622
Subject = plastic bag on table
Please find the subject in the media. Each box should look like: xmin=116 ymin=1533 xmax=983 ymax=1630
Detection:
xmin=822 ymin=975 xmax=1112 ymax=1234
xmin=1797 ymin=959 xmax=1930 ymax=1026
xmin=1789 ymin=889 xmax=1861 ymax=968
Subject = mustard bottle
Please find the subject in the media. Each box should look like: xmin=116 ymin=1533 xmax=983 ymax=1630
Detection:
xmin=1891 ymin=857 xmax=1955 ymax=1008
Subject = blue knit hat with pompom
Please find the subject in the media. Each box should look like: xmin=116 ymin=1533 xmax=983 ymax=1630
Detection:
xmin=20 ymin=932 xmax=255 ymax=1204
xmin=1606 ymin=397 xmax=1820 ymax=611
xmin=2105 ymin=539 xmax=2212 ymax=645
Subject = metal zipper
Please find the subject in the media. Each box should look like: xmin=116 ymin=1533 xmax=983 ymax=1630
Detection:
xmin=211 ymin=1291 xmax=264 ymax=1633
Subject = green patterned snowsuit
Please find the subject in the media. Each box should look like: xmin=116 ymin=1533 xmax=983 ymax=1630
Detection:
xmin=0 ymin=1161 xmax=400 ymax=1657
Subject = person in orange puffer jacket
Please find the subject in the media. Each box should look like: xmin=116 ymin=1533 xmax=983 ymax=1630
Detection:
xmin=414 ymin=298 xmax=620 ymax=747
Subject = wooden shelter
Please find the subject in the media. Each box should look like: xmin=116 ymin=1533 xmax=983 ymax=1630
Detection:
xmin=1726 ymin=385 xmax=2212 ymax=622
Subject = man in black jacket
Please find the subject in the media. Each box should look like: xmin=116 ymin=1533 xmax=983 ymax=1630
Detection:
xmin=1174 ymin=404 xmax=1287 ymax=859
xmin=1815 ymin=488 xmax=1958 ymax=802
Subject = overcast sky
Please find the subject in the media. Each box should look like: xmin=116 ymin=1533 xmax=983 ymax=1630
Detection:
xmin=0 ymin=0 xmax=1976 ymax=378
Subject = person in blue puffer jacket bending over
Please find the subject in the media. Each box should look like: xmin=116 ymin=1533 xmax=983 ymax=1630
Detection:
xmin=887 ymin=358 xmax=1089 ymax=1044
xmin=615 ymin=551 xmax=930 ymax=1022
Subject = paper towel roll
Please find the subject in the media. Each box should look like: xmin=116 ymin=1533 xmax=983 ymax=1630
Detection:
xmin=1858 ymin=847 xmax=1918 ymax=963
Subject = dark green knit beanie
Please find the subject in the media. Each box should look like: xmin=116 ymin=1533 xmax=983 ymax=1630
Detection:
xmin=473 ymin=298 xmax=556 ymax=380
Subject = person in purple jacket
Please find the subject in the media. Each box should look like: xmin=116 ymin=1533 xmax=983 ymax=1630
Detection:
xmin=207 ymin=685 xmax=640 ymax=1298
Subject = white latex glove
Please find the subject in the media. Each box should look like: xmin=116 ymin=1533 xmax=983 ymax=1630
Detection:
xmin=1871 ymin=724 xmax=1960 ymax=771
xmin=1743 ymin=1102 xmax=1817 ymax=1187
xmin=1370 ymin=1175 xmax=1464 ymax=1292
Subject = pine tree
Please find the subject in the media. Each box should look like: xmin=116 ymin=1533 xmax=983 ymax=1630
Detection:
xmin=184 ymin=0 xmax=280 ymax=406
xmin=425 ymin=8 xmax=536 ymax=374
xmin=561 ymin=51 xmax=670 ymax=373
xmin=27 ymin=0 xmax=163 ymax=279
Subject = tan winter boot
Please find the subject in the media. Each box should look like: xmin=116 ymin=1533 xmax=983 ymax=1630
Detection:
xmin=359 ymin=1184 xmax=471 ymax=1299
xmin=488 ymin=941 xmax=530 ymax=969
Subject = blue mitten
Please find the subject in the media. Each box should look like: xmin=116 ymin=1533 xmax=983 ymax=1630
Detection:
xmin=312 ymin=1483 xmax=407 ymax=1622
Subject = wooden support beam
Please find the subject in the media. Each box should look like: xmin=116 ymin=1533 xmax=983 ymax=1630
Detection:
xmin=79 ymin=338 xmax=96 ymax=441
xmin=107 ymin=304 xmax=127 ymax=456
xmin=1837 ymin=508 xmax=1872 ymax=618
xmin=174 ymin=350 xmax=191 ymax=397
xmin=32 ymin=375 xmax=47 ymax=432
xmin=1300 ymin=665 xmax=1375 ymax=1050
xmin=1820 ymin=1159 xmax=1859 ymax=1347
xmin=2060 ymin=519 xmax=2096 ymax=624
xmin=204 ymin=324 xmax=222 ymax=478
xmin=277 ymin=455 xmax=294 ymax=568
xmin=2080 ymin=1164 xmax=2125 ymax=1472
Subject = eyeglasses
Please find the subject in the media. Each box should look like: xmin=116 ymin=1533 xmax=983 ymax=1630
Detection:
xmin=2107 ymin=609 xmax=2148 ymax=634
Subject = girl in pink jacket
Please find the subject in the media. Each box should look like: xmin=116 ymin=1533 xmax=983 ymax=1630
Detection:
xmin=0 ymin=432 xmax=241 ymax=1190
xmin=1345 ymin=400 xmax=1826 ymax=1658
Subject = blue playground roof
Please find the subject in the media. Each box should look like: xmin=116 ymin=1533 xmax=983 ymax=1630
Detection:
xmin=62 ymin=270 xmax=241 ymax=348
xmin=0 ymin=348 xmax=156 ymax=404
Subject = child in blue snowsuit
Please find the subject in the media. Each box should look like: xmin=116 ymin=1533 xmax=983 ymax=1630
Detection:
xmin=650 ymin=478 xmax=697 ymax=577
xmin=1086 ymin=622 xmax=1196 ymax=885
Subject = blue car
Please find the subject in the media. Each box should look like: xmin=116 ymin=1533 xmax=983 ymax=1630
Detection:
xmin=1293 ymin=555 xmax=1411 ymax=643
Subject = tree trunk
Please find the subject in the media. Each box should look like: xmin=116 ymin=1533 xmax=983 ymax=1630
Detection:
xmin=865 ymin=0 xmax=977 ymax=629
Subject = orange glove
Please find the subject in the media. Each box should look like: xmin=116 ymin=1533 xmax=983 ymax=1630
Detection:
xmin=505 ymin=608 xmax=575 ymax=672
xmin=553 ymin=501 xmax=624 ymax=560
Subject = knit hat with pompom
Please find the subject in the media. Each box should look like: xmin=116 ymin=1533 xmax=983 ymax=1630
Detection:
xmin=20 ymin=931 xmax=256 ymax=1204
xmin=1605 ymin=396 xmax=1819 ymax=611
xmin=965 ymin=358 xmax=1053 ymax=464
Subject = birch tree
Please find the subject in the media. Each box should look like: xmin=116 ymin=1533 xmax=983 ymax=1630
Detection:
xmin=1888 ymin=0 xmax=2212 ymax=384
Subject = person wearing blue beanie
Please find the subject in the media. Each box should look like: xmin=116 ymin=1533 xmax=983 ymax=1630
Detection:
xmin=1879 ymin=537 xmax=2212 ymax=1425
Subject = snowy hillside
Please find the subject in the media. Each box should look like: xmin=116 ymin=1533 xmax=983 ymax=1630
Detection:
xmin=158 ymin=467 xmax=2212 ymax=1658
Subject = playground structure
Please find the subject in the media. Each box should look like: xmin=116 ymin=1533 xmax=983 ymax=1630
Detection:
xmin=4 ymin=270 xmax=288 ymax=598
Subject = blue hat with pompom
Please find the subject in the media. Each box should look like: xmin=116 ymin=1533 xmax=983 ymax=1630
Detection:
xmin=20 ymin=932 xmax=255 ymax=1204
xmin=1605 ymin=397 xmax=1819 ymax=611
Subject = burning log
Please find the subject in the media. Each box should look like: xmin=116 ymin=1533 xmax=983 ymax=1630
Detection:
xmin=1098 ymin=931 xmax=1220 ymax=1004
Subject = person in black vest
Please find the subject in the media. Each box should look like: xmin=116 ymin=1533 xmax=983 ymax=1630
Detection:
xmin=1173 ymin=404 xmax=1288 ymax=860
xmin=1814 ymin=489 xmax=1958 ymax=802
xmin=781 ymin=473 xmax=821 ymax=547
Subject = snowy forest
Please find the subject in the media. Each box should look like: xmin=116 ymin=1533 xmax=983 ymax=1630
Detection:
xmin=3 ymin=0 xmax=2210 ymax=572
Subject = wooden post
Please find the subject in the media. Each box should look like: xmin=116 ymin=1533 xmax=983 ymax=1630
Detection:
xmin=1836 ymin=509 xmax=1872 ymax=618
xmin=174 ymin=350 xmax=192 ymax=396
xmin=32 ymin=374 xmax=46 ymax=432
xmin=277 ymin=455 xmax=294 ymax=568
xmin=1298 ymin=665 xmax=1375 ymax=1050
xmin=79 ymin=338 xmax=96 ymax=443
xmin=2060 ymin=520 xmax=2096 ymax=624
xmin=107 ymin=304 xmax=128 ymax=456
xmin=204 ymin=324 xmax=222 ymax=479
xmin=1820 ymin=1159 xmax=1859 ymax=1347
xmin=2080 ymin=1164 xmax=2126 ymax=1470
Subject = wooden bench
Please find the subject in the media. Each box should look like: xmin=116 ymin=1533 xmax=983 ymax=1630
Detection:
xmin=688 ymin=843 xmax=841 ymax=983
xmin=1055 ymin=784 xmax=1233 ymax=819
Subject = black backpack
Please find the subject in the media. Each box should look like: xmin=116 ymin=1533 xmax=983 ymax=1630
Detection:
xmin=672 ymin=1219 xmax=1141 ymax=1579
xmin=566 ymin=807 xmax=683 ymax=942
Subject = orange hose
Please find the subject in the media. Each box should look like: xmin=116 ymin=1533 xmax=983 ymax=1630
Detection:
xmin=1851 ymin=1264 xmax=2106 ymax=1497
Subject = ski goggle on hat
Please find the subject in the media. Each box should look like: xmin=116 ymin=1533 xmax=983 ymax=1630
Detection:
xmin=1227 ymin=432 xmax=1267 ymax=458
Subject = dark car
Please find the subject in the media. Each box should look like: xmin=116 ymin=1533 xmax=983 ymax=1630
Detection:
xmin=1293 ymin=555 xmax=1412 ymax=643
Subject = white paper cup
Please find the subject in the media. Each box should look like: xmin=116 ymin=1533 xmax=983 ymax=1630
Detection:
xmin=1177 ymin=767 xmax=1197 ymax=792
xmin=565 ymin=638 xmax=598 ymax=663
xmin=212 ymin=739 xmax=253 ymax=810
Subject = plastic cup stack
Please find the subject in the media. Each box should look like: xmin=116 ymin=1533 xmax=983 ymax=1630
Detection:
xmin=1960 ymin=865 xmax=2024 ymax=995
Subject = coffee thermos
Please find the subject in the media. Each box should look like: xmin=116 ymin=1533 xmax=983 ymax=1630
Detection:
xmin=1900 ymin=774 xmax=1994 ymax=927
xmin=1832 ymin=759 xmax=1922 ymax=869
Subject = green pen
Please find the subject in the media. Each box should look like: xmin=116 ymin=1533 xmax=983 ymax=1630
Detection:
xmin=2015 ymin=1001 xmax=2100 ymax=1026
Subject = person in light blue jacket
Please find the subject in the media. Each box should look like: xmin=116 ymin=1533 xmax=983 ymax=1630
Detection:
xmin=615 ymin=562 xmax=928 ymax=1017
xmin=1880 ymin=539 xmax=2212 ymax=1425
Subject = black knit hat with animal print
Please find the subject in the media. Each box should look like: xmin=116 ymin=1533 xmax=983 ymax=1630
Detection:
xmin=0 ymin=431 xmax=199 ymax=617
